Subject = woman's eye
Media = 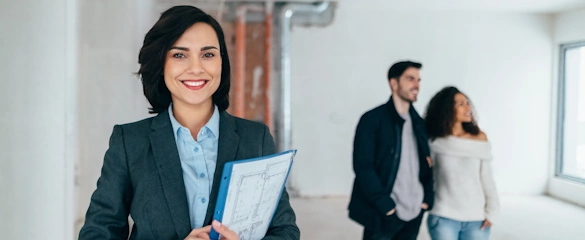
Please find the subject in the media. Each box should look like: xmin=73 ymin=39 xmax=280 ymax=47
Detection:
xmin=173 ymin=53 xmax=186 ymax=59
xmin=203 ymin=52 xmax=215 ymax=58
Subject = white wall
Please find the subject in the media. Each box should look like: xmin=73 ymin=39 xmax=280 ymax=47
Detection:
xmin=288 ymin=2 xmax=553 ymax=197
xmin=75 ymin=0 xmax=152 ymax=228
xmin=548 ymin=8 xmax=585 ymax=207
xmin=0 ymin=0 xmax=77 ymax=239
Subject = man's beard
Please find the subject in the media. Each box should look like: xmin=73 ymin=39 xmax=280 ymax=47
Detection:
xmin=397 ymin=88 xmax=416 ymax=103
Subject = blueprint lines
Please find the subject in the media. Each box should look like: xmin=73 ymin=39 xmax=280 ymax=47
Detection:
xmin=219 ymin=151 xmax=294 ymax=240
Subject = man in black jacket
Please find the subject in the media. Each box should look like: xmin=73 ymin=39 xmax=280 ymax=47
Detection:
xmin=348 ymin=61 xmax=434 ymax=240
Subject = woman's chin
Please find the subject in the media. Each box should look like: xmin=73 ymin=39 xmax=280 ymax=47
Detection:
xmin=457 ymin=117 xmax=472 ymax=123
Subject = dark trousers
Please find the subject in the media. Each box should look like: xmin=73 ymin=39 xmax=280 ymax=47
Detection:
xmin=363 ymin=212 xmax=424 ymax=240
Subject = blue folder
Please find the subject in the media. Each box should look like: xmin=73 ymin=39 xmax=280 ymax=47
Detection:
xmin=209 ymin=150 xmax=296 ymax=240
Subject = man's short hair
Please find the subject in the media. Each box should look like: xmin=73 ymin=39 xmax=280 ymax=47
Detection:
xmin=387 ymin=61 xmax=422 ymax=81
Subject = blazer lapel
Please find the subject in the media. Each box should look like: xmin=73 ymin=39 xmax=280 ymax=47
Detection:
xmin=149 ymin=110 xmax=191 ymax=237
xmin=204 ymin=111 xmax=239 ymax=224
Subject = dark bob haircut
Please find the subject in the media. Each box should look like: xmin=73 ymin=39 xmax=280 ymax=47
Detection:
xmin=424 ymin=86 xmax=480 ymax=141
xmin=137 ymin=5 xmax=230 ymax=113
xmin=387 ymin=61 xmax=422 ymax=81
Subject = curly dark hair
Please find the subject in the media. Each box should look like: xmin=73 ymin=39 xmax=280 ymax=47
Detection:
xmin=137 ymin=5 xmax=231 ymax=113
xmin=424 ymin=86 xmax=480 ymax=141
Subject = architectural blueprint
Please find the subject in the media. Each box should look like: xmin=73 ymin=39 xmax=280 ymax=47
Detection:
xmin=215 ymin=151 xmax=295 ymax=240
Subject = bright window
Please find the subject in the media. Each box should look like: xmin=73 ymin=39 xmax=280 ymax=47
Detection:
xmin=557 ymin=42 xmax=585 ymax=182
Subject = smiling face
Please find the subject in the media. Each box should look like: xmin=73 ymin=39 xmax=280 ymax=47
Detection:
xmin=454 ymin=93 xmax=472 ymax=123
xmin=390 ymin=67 xmax=421 ymax=103
xmin=163 ymin=22 xmax=222 ymax=109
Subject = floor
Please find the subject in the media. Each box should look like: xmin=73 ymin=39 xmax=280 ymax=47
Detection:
xmin=290 ymin=195 xmax=585 ymax=240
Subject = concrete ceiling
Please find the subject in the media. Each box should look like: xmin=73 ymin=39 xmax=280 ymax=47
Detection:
xmin=208 ymin=0 xmax=585 ymax=13
xmin=160 ymin=0 xmax=585 ymax=14
xmin=365 ymin=0 xmax=585 ymax=13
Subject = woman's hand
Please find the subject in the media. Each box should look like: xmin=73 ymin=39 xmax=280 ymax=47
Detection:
xmin=184 ymin=221 xmax=239 ymax=240
xmin=481 ymin=219 xmax=492 ymax=230
xmin=212 ymin=220 xmax=239 ymax=240
xmin=184 ymin=226 xmax=212 ymax=240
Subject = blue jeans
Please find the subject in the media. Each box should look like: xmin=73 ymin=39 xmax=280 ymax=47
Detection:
xmin=427 ymin=214 xmax=490 ymax=240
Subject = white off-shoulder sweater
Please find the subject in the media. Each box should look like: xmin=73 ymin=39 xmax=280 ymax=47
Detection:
xmin=429 ymin=136 xmax=500 ymax=223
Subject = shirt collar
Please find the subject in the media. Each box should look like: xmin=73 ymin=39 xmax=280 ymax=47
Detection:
xmin=168 ymin=103 xmax=220 ymax=140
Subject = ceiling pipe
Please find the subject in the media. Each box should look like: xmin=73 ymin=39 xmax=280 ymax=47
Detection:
xmin=234 ymin=5 xmax=246 ymax=118
xmin=278 ymin=2 xmax=333 ymax=152
xmin=264 ymin=1 xmax=274 ymax=134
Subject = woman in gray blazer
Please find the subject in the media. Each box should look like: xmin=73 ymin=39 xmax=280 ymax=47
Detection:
xmin=78 ymin=5 xmax=299 ymax=240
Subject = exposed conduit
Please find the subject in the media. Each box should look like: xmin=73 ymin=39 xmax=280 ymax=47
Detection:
xmin=234 ymin=5 xmax=247 ymax=118
xmin=264 ymin=1 xmax=274 ymax=133
xmin=278 ymin=2 xmax=332 ymax=152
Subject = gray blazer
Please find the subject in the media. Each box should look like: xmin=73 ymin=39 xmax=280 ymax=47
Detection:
xmin=79 ymin=110 xmax=300 ymax=240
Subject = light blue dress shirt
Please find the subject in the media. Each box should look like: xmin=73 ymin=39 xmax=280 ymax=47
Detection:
xmin=168 ymin=104 xmax=219 ymax=229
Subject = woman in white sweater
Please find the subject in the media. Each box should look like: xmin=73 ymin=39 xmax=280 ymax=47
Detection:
xmin=423 ymin=86 xmax=500 ymax=240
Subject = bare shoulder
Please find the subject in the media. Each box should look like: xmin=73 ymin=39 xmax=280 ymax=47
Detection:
xmin=475 ymin=131 xmax=488 ymax=141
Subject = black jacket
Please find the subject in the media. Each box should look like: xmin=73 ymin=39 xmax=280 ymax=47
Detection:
xmin=79 ymin=110 xmax=299 ymax=240
xmin=348 ymin=97 xmax=434 ymax=231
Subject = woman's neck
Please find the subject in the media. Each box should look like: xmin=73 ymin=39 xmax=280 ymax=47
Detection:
xmin=451 ymin=122 xmax=466 ymax=137
xmin=172 ymin=100 xmax=214 ymax=138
